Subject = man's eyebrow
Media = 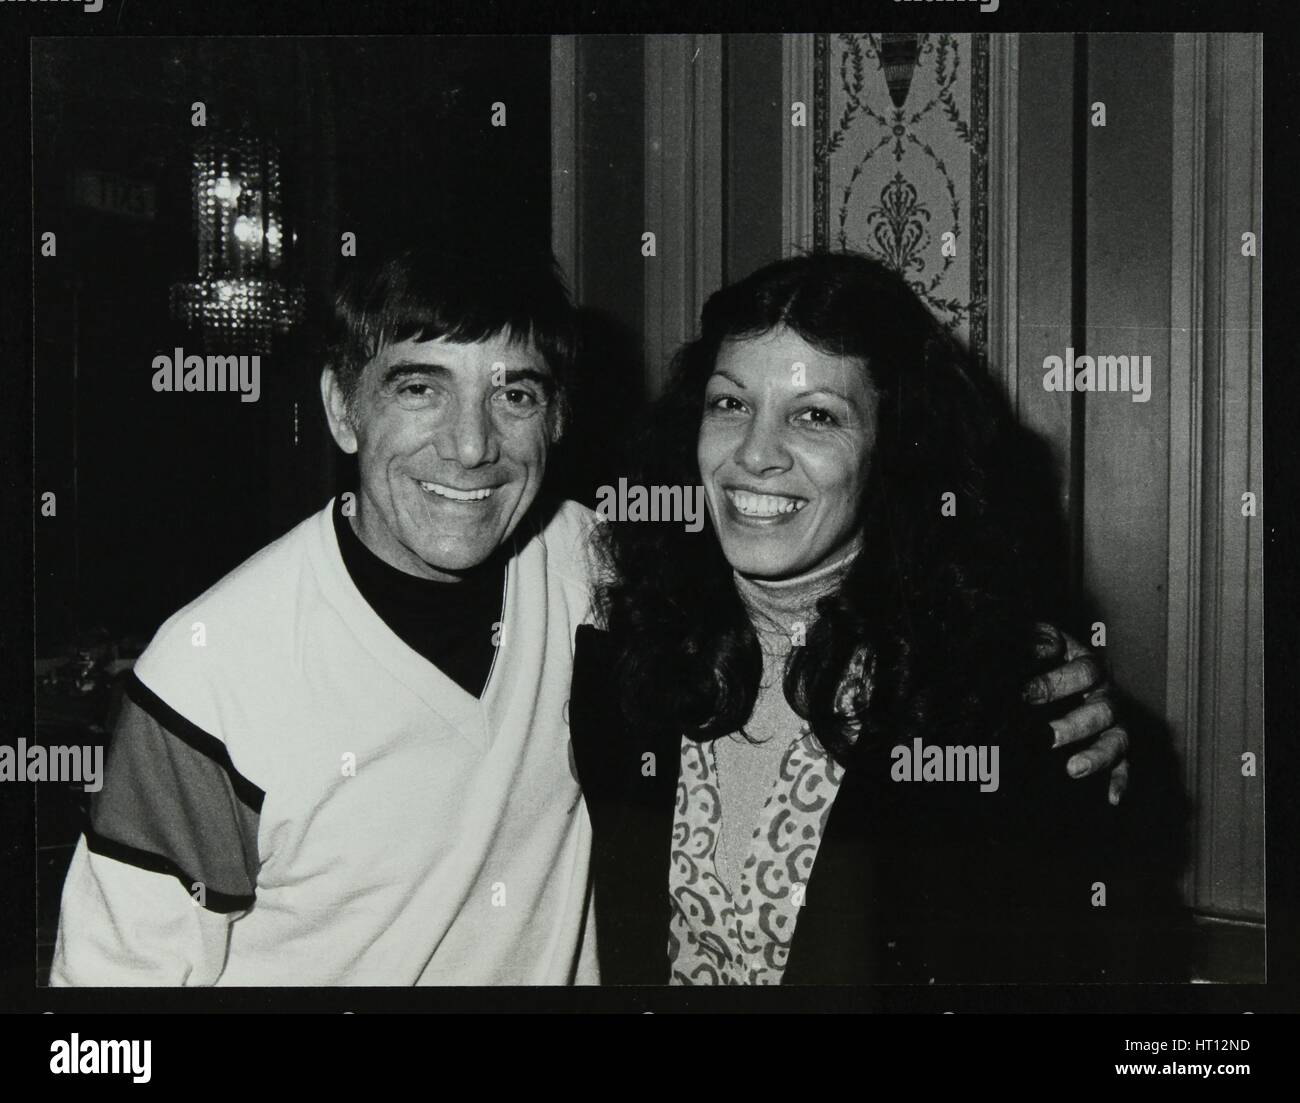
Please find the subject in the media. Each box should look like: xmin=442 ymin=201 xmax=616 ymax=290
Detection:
xmin=499 ymin=367 xmax=555 ymax=392
xmin=376 ymin=362 xmax=554 ymax=393
xmin=378 ymin=362 xmax=450 ymax=387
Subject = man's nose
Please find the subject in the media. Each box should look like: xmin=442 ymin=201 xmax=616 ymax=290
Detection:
xmin=439 ymin=400 xmax=500 ymax=468
xmin=737 ymin=415 xmax=791 ymax=476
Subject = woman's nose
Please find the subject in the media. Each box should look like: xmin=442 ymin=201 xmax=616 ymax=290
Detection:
xmin=737 ymin=416 xmax=791 ymax=475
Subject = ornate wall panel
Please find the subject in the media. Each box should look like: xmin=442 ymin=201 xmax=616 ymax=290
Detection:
xmin=814 ymin=33 xmax=989 ymax=360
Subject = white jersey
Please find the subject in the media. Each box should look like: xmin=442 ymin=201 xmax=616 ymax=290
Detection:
xmin=52 ymin=498 xmax=600 ymax=986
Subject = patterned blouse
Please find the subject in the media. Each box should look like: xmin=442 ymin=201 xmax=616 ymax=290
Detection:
xmin=667 ymin=724 xmax=846 ymax=984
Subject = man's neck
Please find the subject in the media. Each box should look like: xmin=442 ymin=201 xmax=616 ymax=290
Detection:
xmin=349 ymin=499 xmax=467 ymax=583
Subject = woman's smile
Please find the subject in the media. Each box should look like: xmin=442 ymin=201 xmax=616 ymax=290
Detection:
xmin=723 ymin=487 xmax=809 ymax=520
xmin=698 ymin=327 xmax=878 ymax=580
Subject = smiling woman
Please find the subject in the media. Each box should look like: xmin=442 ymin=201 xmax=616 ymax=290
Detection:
xmin=598 ymin=252 xmax=1037 ymax=766
xmin=572 ymin=251 xmax=1173 ymax=985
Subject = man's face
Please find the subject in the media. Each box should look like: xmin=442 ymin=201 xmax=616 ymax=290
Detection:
xmin=323 ymin=332 xmax=560 ymax=580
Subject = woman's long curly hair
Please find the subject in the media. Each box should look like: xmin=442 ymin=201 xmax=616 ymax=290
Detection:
xmin=594 ymin=252 xmax=1051 ymax=767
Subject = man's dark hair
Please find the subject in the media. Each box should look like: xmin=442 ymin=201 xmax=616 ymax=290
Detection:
xmin=324 ymin=241 xmax=578 ymax=426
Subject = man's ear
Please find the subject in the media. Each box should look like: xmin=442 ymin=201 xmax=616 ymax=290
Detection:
xmin=321 ymin=367 xmax=359 ymax=454
xmin=548 ymin=396 xmax=568 ymax=445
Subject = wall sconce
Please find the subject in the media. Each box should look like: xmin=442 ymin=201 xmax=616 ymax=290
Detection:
xmin=170 ymin=128 xmax=304 ymax=354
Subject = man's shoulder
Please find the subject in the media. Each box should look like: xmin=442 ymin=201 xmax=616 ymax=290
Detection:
xmin=135 ymin=505 xmax=329 ymax=684
xmin=526 ymin=496 xmax=599 ymax=591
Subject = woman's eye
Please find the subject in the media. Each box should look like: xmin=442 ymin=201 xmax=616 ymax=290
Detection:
xmin=794 ymin=407 xmax=838 ymax=427
xmin=707 ymin=395 xmax=746 ymax=414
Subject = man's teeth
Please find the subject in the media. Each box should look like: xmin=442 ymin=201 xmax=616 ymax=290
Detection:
xmin=418 ymin=481 xmax=493 ymax=502
xmin=727 ymin=490 xmax=806 ymax=517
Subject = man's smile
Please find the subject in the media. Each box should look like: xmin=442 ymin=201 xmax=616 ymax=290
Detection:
xmin=416 ymin=479 xmax=497 ymax=503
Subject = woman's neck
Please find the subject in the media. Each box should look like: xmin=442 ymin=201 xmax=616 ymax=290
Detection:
xmin=732 ymin=536 xmax=862 ymax=650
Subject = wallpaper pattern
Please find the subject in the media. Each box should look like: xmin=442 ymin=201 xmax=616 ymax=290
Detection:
xmin=814 ymin=33 xmax=990 ymax=359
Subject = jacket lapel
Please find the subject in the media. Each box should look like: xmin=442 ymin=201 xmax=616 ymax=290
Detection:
xmin=569 ymin=626 xmax=678 ymax=983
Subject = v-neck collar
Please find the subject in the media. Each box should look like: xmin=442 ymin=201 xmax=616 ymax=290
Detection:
xmin=309 ymin=499 xmax=516 ymax=750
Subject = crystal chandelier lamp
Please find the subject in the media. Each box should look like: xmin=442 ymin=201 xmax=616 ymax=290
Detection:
xmin=170 ymin=129 xmax=304 ymax=354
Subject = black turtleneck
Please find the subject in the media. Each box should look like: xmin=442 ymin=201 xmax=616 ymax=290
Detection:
xmin=332 ymin=497 xmax=507 ymax=699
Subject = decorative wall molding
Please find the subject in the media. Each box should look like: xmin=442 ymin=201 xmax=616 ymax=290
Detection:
xmin=1165 ymin=32 xmax=1264 ymax=921
xmin=782 ymin=34 xmax=816 ymax=257
xmin=813 ymin=33 xmax=831 ymax=254
xmin=987 ymin=33 xmax=1019 ymax=402
xmin=550 ymin=37 xmax=580 ymax=301
xmin=1166 ymin=31 xmax=1209 ymax=911
xmin=643 ymin=34 xmax=724 ymax=396
xmin=812 ymin=33 xmax=991 ymax=361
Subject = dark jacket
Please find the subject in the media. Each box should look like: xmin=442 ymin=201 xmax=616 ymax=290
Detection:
xmin=569 ymin=624 xmax=1133 ymax=986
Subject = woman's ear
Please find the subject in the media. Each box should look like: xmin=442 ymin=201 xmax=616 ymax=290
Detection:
xmin=320 ymin=368 xmax=359 ymax=454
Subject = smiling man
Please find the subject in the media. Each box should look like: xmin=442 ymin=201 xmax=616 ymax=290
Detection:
xmin=51 ymin=244 xmax=600 ymax=985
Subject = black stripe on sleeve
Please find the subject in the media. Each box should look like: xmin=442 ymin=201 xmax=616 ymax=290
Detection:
xmin=124 ymin=671 xmax=265 ymax=813
xmin=85 ymin=829 xmax=255 ymax=915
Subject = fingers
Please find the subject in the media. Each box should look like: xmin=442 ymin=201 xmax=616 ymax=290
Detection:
xmin=1048 ymin=697 xmax=1117 ymax=748
xmin=1031 ymin=622 xmax=1066 ymax=662
xmin=1058 ymin=629 xmax=1090 ymax=663
xmin=1023 ymin=653 xmax=1106 ymax=705
xmin=1031 ymin=623 xmax=1090 ymax=663
xmin=1108 ymin=759 xmax=1130 ymax=806
xmin=1066 ymin=727 xmax=1129 ymax=780
xmin=1032 ymin=622 xmax=1128 ymax=804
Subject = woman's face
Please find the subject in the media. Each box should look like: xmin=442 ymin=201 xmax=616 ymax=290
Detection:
xmin=698 ymin=327 xmax=880 ymax=580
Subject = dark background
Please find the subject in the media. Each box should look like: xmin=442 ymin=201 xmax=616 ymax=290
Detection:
xmin=33 ymin=37 xmax=555 ymax=651
xmin=30 ymin=36 xmax=564 ymax=982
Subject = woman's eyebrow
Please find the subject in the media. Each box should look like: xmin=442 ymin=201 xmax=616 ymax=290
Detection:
xmin=791 ymin=385 xmax=854 ymax=403
xmin=709 ymin=369 xmax=861 ymax=407
xmin=708 ymin=369 xmax=747 ymax=389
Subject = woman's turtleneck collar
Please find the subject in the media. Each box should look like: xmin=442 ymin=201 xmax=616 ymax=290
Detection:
xmin=733 ymin=535 xmax=862 ymax=649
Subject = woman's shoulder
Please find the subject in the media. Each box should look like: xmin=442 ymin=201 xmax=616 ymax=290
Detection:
xmin=569 ymin=626 xmax=619 ymax=740
xmin=573 ymin=624 xmax=612 ymax=671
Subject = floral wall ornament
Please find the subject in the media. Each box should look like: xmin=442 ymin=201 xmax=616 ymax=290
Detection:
xmin=813 ymin=32 xmax=990 ymax=361
xmin=878 ymin=33 xmax=921 ymax=109
xmin=866 ymin=172 xmax=931 ymax=275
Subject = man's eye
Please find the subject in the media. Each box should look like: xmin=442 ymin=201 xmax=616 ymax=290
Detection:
xmin=500 ymin=388 xmax=539 ymax=407
xmin=393 ymin=381 xmax=440 ymax=408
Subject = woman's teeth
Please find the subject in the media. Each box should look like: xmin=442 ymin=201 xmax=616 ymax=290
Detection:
xmin=727 ymin=490 xmax=806 ymax=517
xmin=418 ymin=481 xmax=493 ymax=502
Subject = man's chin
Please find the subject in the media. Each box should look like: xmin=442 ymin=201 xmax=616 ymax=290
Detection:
xmin=409 ymin=538 xmax=505 ymax=575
